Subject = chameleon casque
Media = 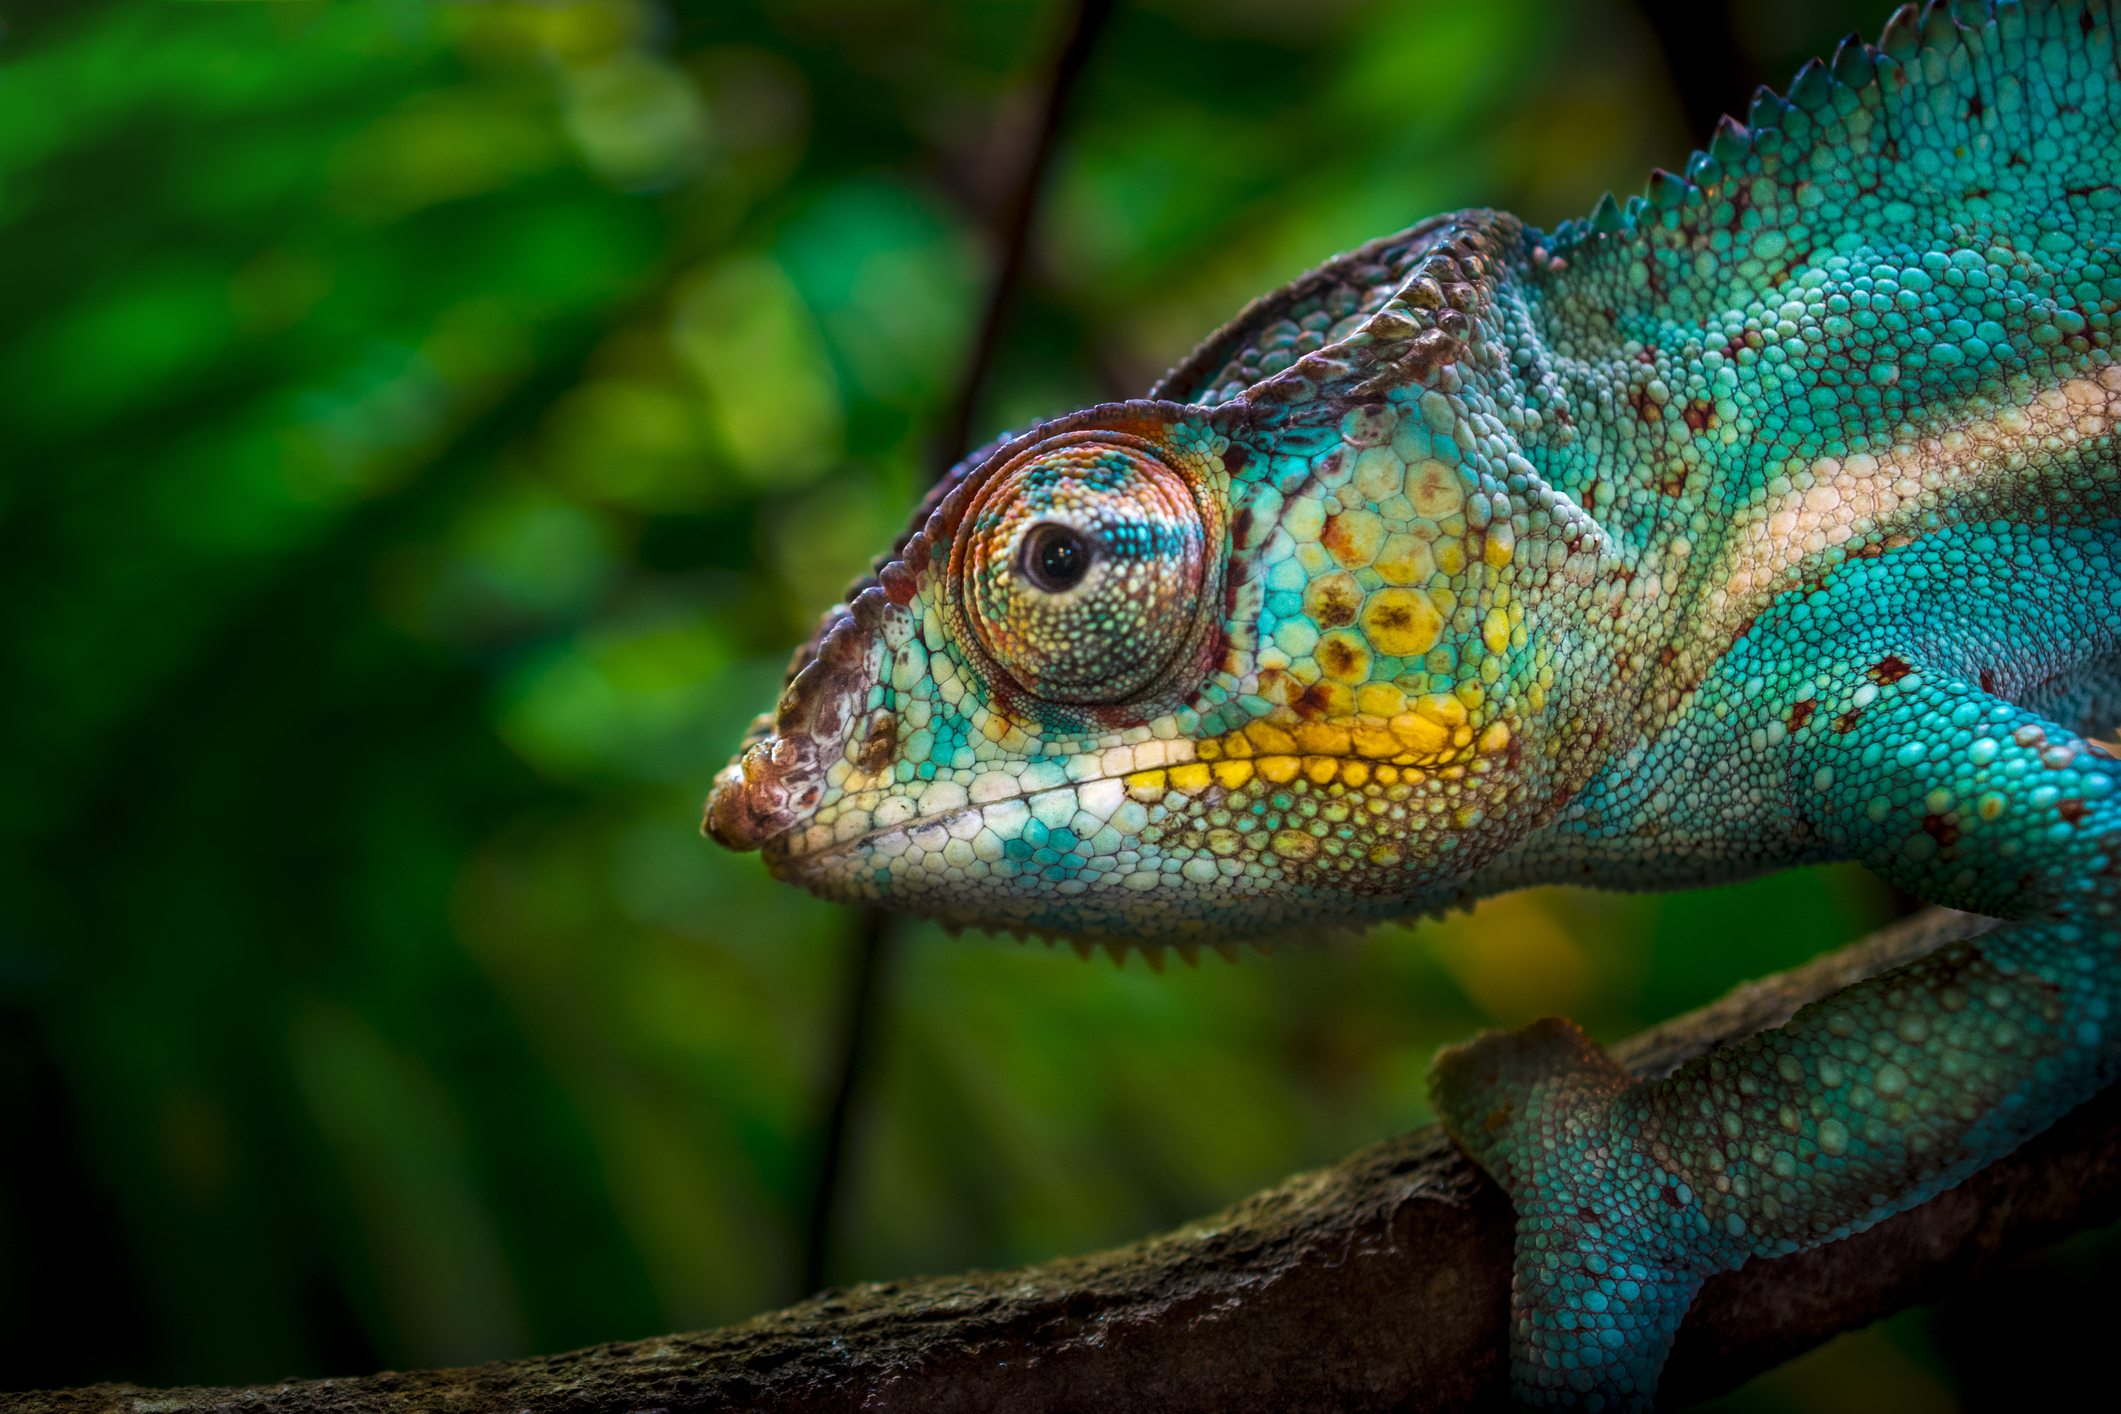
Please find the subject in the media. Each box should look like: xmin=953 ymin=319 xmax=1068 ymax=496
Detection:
xmin=709 ymin=1 xmax=2121 ymax=1405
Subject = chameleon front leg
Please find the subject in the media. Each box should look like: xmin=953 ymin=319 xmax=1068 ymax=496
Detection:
xmin=1432 ymin=650 xmax=2121 ymax=1410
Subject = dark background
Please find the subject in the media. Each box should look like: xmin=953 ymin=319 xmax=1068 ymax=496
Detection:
xmin=0 ymin=2 xmax=2107 ymax=1409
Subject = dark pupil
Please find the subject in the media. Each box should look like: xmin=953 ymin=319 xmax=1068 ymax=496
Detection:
xmin=1023 ymin=523 xmax=1091 ymax=592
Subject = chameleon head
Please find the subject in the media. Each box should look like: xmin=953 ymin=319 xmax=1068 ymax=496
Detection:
xmin=707 ymin=384 xmax=1568 ymax=942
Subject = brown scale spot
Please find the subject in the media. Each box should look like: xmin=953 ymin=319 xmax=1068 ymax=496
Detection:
xmin=856 ymin=712 xmax=898 ymax=772
xmin=1364 ymin=594 xmax=1432 ymax=648
xmin=1322 ymin=512 xmax=1381 ymax=567
xmin=1627 ymin=385 xmax=1662 ymax=422
xmin=1923 ymin=814 xmax=1960 ymax=849
xmin=2059 ymin=799 xmax=2089 ymax=826
xmin=1850 ymin=540 xmax=1886 ymax=560
xmin=1789 ymin=699 xmax=1815 ymax=730
xmin=1868 ymin=655 xmax=1913 ymax=685
xmin=1967 ymin=93 xmax=1985 ymax=119
xmin=1832 ymin=709 xmax=1864 ymax=733
xmin=1659 ymin=646 xmax=1678 ymax=667
xmin=1318 ymin=635 xmax=1365 ymax=680
xmin=1979 ymin=668 xmax=1998 ymax=693
xmin=1296 ymin=680 xmax=1353 ymax=719
xmin=1659 ymin=1183 xmax=1686 ymax=1210
xmin=1683 ymin=398 xmax=1716 ymax=433
xmin=1308 ymin=576 xmax=1363 ymax=628
xmin=1483 ymin=1104 xmax=1514 ymax=1134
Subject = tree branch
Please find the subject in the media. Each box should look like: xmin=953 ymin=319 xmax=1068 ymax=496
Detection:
xmin=14 ymin=908 xmax=2121 ymax=1413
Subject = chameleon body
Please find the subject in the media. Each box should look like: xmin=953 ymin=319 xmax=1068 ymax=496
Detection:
xmin=710 ymin=2 xmax=2121 ymax=1405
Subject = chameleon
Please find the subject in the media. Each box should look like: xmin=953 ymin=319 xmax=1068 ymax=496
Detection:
xmin=707 ymin=0 xmax=2121 ymax=1405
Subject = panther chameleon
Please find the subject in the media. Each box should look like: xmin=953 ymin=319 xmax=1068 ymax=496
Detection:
xmin=708 ymin=1 xmax=2121 ymax=1405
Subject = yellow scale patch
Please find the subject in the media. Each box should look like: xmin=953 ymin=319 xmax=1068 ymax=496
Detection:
xmin=1123 ymin=692 xmax=1511 ymax=799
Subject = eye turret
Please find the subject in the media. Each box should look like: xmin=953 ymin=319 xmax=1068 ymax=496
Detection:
xmin=951 ymin=432 xmax=1220 ymax=717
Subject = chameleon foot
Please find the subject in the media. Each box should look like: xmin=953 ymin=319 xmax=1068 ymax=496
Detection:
xmin=1432 ymin=1019 xmax=1723 ymax=1411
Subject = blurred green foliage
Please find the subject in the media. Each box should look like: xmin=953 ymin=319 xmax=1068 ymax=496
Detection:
xmin=0 ymin=2 xmax=2103 ymax=1409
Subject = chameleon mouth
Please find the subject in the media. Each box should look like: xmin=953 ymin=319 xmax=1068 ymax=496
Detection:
xmin=759 ymin=737 xmax=1202 ymax=877
xmin=758 ymin=696 xmax=1515 ymax=887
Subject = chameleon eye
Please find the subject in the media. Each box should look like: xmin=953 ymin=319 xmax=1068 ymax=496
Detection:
xmin=953 ymin=434 xmax=1217 ymax=712
xmin=1019 ymin=522 xmax=1092 ymax=592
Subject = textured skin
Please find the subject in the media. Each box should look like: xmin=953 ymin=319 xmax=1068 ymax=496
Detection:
xmin=710 ymin=1 xmax=2121 ymax=1406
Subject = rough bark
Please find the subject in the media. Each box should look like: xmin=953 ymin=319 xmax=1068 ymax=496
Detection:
xmin=12 ymin=907 xmax=2121 ymax=1414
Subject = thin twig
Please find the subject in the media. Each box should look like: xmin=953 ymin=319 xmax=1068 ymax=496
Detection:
xmin=797 ymin=0 xmax=1119 ymax=1297
xmin=935 ymin=0 xmax=1117 ymax=470
xmin=800 ymin=908 xmax=892 ymax=1296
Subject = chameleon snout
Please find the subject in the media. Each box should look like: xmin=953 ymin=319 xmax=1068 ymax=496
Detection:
xmin=704 ymin=592 xmax=892 ymax=852
xmin=704 ymin=733 xmax=819 ymax=851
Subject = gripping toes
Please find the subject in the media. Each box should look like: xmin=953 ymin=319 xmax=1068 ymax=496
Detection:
xmin=1432 ymin=1020 xmax=1716 ymax=1410
xmin=1433 ymin=919 xmax=2103 ymax=1411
